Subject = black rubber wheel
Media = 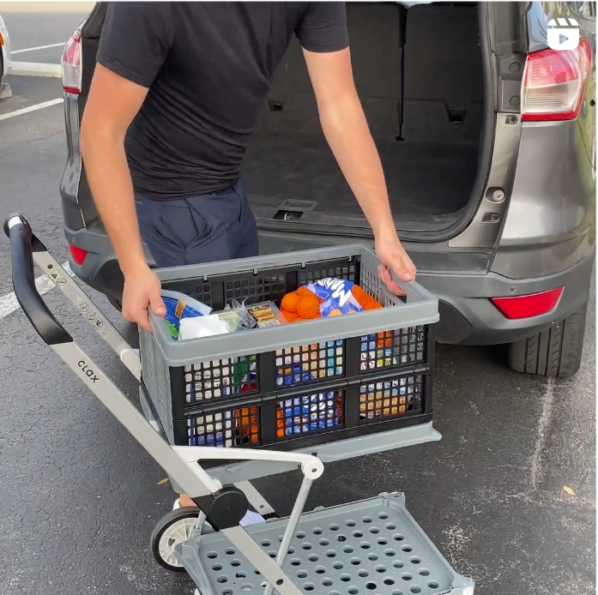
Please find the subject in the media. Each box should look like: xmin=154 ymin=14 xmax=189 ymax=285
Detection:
xmin=508 ymin=302 xmax=588 ymax=378
xmin=107 ymin=296 xmax=122 ymax=312
xmin=150 ymin=507 xmax=200 ymax=572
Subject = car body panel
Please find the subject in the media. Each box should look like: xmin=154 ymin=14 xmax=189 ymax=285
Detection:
xmin=0 ymin=14 xmax=12 ymax=80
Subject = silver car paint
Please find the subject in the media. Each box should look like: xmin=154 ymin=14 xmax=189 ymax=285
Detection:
xmin=60 ymin=1 xmax=596 ymax=347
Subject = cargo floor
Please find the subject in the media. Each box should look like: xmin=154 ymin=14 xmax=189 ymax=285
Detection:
xmin=245 ymin=132 xmax=479 ymax=221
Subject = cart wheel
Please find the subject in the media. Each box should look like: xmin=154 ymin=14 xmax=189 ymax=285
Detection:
xmin=151 ymin=507 xmax=200 ymax=572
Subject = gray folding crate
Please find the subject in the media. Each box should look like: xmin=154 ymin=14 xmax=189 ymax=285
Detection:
xmin=139 ymin=245 xmax=439 ymax=456
xmin=7 ymin=214 xmax=474 ymax=595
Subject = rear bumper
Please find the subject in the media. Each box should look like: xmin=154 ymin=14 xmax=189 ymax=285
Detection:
xmin=65 ymin=225 xmax=595 ymax=347
xmin=417 ymin=253 xmax=594 ymax=346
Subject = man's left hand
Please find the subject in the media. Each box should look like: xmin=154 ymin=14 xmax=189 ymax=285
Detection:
xmin=375 ymin=236 xmax=417 ymax=294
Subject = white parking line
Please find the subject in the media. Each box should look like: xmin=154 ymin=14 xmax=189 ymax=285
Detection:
xmin=0 ymin=261 xmax=73 ymax=320
xmin=0 ymin=98 xmax=64 ymax=121
xmin=12 ymin=42 xmax=65 ymax=55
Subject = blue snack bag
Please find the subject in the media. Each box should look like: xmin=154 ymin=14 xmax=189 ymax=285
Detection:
xmin=306 ymin=278 xmax=364 ymax=317
xmin=161 ymin=290 xmax=212 ymax=339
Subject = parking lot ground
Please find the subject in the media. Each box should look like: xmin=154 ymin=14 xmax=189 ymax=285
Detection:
xmin=0 ymin=9 xmax=595 ymax=595
xmin=1 ymin=8 xmax=88 ymax=63
xmin=0 ymin=76 xmax=63 ymax=115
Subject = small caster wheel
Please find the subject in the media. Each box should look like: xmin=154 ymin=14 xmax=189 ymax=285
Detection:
xmin=151 ymin=507 xmax=200 ymax=572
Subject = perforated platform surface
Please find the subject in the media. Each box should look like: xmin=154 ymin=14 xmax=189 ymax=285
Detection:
xmin=177 ymin=494 xmax=473 ymax=595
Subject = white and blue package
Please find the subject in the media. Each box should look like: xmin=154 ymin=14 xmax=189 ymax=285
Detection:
xmin=306 ymin=278 xmax=364 ymax=317
xmin=161 ymin=290 xmax=212 ymax=339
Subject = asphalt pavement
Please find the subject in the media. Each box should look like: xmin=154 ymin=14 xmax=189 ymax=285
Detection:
xmin=1 ymin=5 xmax=88 ymax=63
xmin=0 ymin=8 xmax=596 ymax=595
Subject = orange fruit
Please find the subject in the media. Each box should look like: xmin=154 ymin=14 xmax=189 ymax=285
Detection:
xmin=281 ymin=292 xmax=300 ymax=313
xmin=282 ymin=310 xmax=299 ymax=322
xmin=296 ymin=295 xmax=322 ymax=319
xmin=297 ymin=286 xmax=315 ymax=297
xmin=364 ymin=299 xmax=383 ymax=310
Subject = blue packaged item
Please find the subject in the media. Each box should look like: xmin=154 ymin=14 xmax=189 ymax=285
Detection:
xmin=306 ymin=278 xmax=364 ymax=317
xmin=279 ymin=391 xmax=340 ymax=436
xmin=161 ymin=290 xmax=212 ymax=340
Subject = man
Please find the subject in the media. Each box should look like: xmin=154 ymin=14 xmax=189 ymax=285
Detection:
xmin=81 ymin=2 xmax=416 ymax=510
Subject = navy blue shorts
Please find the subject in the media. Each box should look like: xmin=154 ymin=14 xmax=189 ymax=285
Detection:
xmin=135 ymin=179 xmax=259 ymax=268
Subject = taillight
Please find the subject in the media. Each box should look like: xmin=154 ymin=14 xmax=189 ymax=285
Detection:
xmin=522 ymin=38 xmax=592 ymax=121
xmin=68 ymin=243 xmax=88 ymax=265
xmin=492 ymin=287 xmax=563 ymax=320
xmin=61 ymin=31 xmax=82 ymax=95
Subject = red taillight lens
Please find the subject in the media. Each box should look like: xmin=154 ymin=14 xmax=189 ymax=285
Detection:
xmin=61 ymin=31 xmax=82 ymax=95
xmin=492 ymin=287 xmax=563 ymax=320
xmin=522 ymin=38 xmax=592 ymax=121
xmin=68 ymin=243 xmax=88 ymax=265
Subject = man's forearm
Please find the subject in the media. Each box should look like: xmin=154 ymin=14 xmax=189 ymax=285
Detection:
xmin=80 ymin=129 xmax=147 ymax=275
xmin=319 ymin=94 xmax=396 ymax=240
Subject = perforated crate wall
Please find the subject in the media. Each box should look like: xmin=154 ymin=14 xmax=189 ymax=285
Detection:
xmin=139 ymin=328 xmax=175 ymax=443
xmin=141 ymin=252 xmax=436 ymax=450
xmin=175 ymin=368 xmax=431 ymax=450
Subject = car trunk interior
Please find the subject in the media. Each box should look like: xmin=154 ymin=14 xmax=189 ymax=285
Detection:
xmin=249 ymin=1 xmax=484 ymax=233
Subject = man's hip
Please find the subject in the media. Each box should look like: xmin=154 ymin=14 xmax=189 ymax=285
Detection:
xmin=135 ymin=179 xmax=259 ymax=268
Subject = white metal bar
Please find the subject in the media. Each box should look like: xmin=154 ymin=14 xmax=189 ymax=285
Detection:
xmin=52 ymin=342 xmax=220 ymax=496
xmin=52 ymin=345 xmax=301 ymax=595
xmin=172 ymin=445 xmax=324 ymax=480
xmin=220 ymin=527 xmax=303 ymax=595
xmin=32 ymin=251 xmax=141 ymax=380
xmin=264 ymin=477 xmax=313 ymax=595
xmin=235 ymin=481 xmax=276 ymax=517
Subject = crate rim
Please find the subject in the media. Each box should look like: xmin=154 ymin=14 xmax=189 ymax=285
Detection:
xmin=145 ymin=244 xmax=438 ymax=367
xmin=147 ymin=302 xmax=438 ymax=367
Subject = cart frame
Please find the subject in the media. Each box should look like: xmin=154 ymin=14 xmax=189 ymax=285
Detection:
xmin=5 ymin=214 xmax=474 ymax=595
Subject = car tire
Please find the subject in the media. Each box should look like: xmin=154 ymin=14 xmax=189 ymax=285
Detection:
xmin=507 ymin=302 xmax=587 ymax=378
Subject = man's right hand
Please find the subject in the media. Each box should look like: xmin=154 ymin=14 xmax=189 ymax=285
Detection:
xmin=122 ymin=265 xmax=166 ymax=333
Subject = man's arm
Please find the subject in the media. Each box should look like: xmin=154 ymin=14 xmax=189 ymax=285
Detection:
xmin=303 ymin=47 xmax=416 ymax=287
xmin=80 ymin=64 xmax=147 ymax=279
xmin=81 ymin=64 xmax=165 ymax=331
xmin=80 ymin=2 xmax=173 ymax=331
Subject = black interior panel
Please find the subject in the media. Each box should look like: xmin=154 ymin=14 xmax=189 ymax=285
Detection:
xmin=248 ymin=2 xmax=483 ymax=225
xmin=257 ymin=2 xmax=405 ymax=139
xmin=245 ymin=132 xmax=479 ymax=219
xmin=402 ymin=3 xmax=484 ymax=143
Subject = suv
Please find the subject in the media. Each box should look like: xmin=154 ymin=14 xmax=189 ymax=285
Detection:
xmin=60 ymin=2 xmax=596 ymax=378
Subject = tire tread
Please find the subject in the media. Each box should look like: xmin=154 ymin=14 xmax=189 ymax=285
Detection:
xmin=508 ymin=303 xmax=587 ymax=378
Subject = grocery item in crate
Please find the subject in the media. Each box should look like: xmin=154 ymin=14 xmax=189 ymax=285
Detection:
xmin=352 ymin=285 xmax=384 ymax=311
xmin=246 ymin=301 xmax=283 ymax=328
xmin=178 ymin=299 xmax=277 ymax=340
xmin=179 ymin=314 xmax=233 ymax=340
xmin=191 ymin=406 xmax=260 ymax=446
xmin=281 ymin=286 xmax=323 ymax=322
xmin=276 ymin=390 xmax=342 ymax=438
xmin=308 ymin=278 xmax=364 ymax=316
xmin=221 ymin=299 xmax=258 ymax=331
xmin=161 ymin=290 xmax=212 ymax=339
xmin=360 ymin=331 xmax=397 ymax=371
xmin=280 ymin=280 xmax=383 ymax=323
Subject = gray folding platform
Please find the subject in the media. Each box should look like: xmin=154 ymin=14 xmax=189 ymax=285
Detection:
xmin=177 ymin=493 xmax=473 ymax=595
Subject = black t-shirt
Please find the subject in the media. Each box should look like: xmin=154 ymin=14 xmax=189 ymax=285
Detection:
xmin=97 ymin=2 xmax=349 ymax=200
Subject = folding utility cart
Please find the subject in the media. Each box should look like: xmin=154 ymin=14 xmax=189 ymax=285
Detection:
xmin=6 ymin=214 xmax=474 ymax=595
